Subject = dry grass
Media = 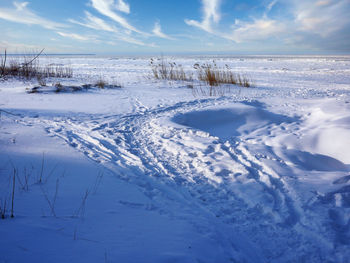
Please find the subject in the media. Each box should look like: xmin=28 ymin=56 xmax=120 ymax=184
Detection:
xmin=0 ymin=198 xmax=7 ymax=219
xmin=94 ymin=77 xmax=122 ymax=89
xmin=95 ymin=78 xmax=108 ymax=89
xmin=149 ymin=57 xmax=253 ymax=97
xmin=150 ymin=57 xmax=193 ymax=81
xmin=42 ymin=64 xmax=73 ymax=78
xmin=194 ymin=62 xmax=252 ymax=88
xmin=0 ymin=49 xmax=73 ymax=80
xmin=192 ymin=83 xmax=235 ymax=97
xmin=0 ymin=168 xmax=16 ymax=219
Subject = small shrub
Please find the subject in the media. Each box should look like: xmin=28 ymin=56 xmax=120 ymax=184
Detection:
xmin=95 ymin=78 xmax=107 ymax=89
xmin=94 ymin=78 xmax=122 ymax=89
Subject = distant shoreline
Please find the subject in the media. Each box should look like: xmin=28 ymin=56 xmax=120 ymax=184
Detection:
xmin=5 ymin=54 xmax=96 ymax=56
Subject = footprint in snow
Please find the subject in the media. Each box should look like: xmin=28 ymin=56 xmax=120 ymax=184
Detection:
xmin=333 ymin=175 xmax=350 ymax=185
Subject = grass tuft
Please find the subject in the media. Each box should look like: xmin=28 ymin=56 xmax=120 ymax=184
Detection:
xmin=95 ymin=78 xmax=107 ymax=89
xmin=150 ymin=57 xmax=193 ymax=81
xmin=0 ymin=49 xmax=73 ymax=80
xmin=194 ymin=62 xmax=252 ymax=88
xmin=149 ymin=57 xmax=253 ymax=97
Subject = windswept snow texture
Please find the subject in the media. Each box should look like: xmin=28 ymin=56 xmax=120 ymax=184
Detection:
xmin=1 ymin=55 xmax=350 ymax=262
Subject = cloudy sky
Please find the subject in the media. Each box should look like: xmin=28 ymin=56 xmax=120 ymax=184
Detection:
xmin=0 ymin=0 xmax=349 ymax=54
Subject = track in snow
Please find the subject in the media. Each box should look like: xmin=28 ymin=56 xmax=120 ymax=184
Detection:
xmin=20 ymin=96 xmax=350 ymax=262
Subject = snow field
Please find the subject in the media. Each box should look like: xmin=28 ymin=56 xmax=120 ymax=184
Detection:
xmin=0 ymin=55 xmax=350 ymax=262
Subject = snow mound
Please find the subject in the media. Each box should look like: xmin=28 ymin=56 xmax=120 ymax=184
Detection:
xmin=172 ymin=102 xmax=296 ymax=140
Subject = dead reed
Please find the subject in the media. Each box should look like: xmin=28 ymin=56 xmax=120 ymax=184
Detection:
xmin=194 ymin=62 xmax=252 ymax=88
xmin=150 ymin=57 xmax=193 ymax=81
xmin=0 ymin=168 xmax=17 ymax=219
xmin=95 ymin=78 xmax=108 ymax=89
xmin=0 ymin=49 xmax=73 ymax=80
xmin=149 ymin=57 xmax=253 ymax=96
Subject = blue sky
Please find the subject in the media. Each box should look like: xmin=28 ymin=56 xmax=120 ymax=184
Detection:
xmin=0 ymin=0 xmax=349 ymax=54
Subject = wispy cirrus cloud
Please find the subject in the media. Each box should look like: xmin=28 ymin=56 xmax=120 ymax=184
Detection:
xmin=118 ymin=35 xmax=148 ymax=46
xmin=0 ymin=40 xmax=40 ymax=50
xmin=224 ymin=0 xmax=286 ymax=43
xmin=227 ymin=18 xmax=285 ymax=43
xmin=185 ymin=0 xmax=350 ymax=52
xmin=68 ymin=11 xmax=118 ymax=33
xmin=90 ymin=0 xmax=145 ymax=35
xmin=292 ymin=0 xmax=350 ymax=37
xmin=57 ymin=31 xmax=91 ymax=41
xmin=152 ymin=21 xmax=175 ymax=40
xmin=68 ymin=11 xmax=152 ymax=46
xmin=266 ymin=0 xmax=278 ymax=13
xmin=115 ymin=0 xmax=130 ymax=14
xmin=185 ymin=0 xmax=282 ymax=43
xmin=185 ymin=0 xmax=221 ymax=33
xmin=0 ymin=1 xmax=66 ymax=30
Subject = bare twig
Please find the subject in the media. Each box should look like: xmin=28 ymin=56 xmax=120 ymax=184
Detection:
xmin=39 ymin=152 xmax=45 ymax=183
xmin=11 ymin=168 xmax=16 ymax=218
xmin=44 ymin=162 xmax=60 ymax=184
xmin=20 ymin=48 xmax=45 ymax=68
xmin=23 ymin=167 xmax=30 ymax=191
xmin=41 ymin=178 xmax=59 ymax=217
xmin=92 ymin=172 xmax=104 ymax=194
xmin=0 ymin=199 xmax=7 ymax=219
xmin=74 ymin=189 xmax=91 ymax=219
xmin=0 ymin=109 xmax=22 ymax=117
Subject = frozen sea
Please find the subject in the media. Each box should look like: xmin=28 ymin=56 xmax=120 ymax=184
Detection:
xmin=0 ymin=55 xmax=350 ymax=262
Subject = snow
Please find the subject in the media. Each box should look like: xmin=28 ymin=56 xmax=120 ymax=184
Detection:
xmin=0 ymin=55 xmax=350 ymax=262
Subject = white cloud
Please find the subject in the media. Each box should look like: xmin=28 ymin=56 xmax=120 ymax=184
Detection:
xmin=57 ymin=31 xmax=91 ymax=41
xmin=116 ymin=0 xmax=130 ymax=14
xmin=266 ymin=0 xmax=278 ymax=12
xmin=108 ymin=34 xmax=157 ymax=47
xmin=292 ymin=0 xmax=350 ymax=37
xmin=0 ymin=1 xmax=66 ymax=30
xmin=68 ymin=11 xmax=152 ymax=46
xmin=69 ymin=11 xmax=118 ymax=33
xmin=228 ymin=18 xmax=285 ymax=43
xmin=90 ymin=0 xmax=144 ymax=35
xmin=152 ymin=21 xmax=175 ymax=40
xmin=0 ymin=40 xmax=39 ymax=50
xmin=13 ymin=1 xmax=28 ymax=11
xmin=185 ymin=0 xmax=284 ymax=43
xmin=184 ymin=0 xmax=350 ymax=51
xmin=119 ymin=36 xmax=147 ymax=46
xmin=185 ymin=0 xmax=221 ymax=33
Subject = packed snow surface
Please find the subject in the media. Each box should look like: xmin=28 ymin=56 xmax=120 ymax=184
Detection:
xmin=1 ymin=55 xmax=350 ymax=262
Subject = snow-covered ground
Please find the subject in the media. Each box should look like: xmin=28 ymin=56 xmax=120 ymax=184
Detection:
xmin=1 ymin=55 xmax=350 ymax=262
